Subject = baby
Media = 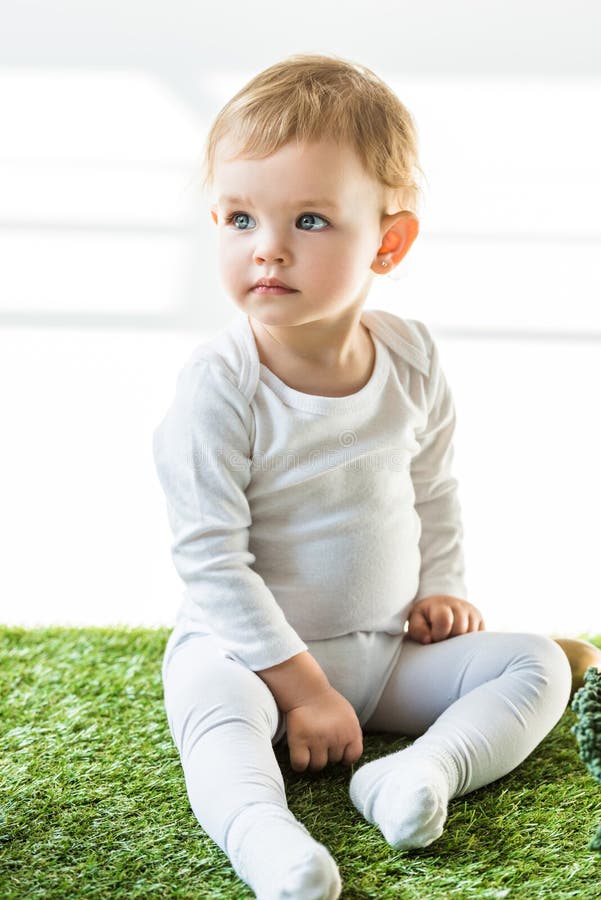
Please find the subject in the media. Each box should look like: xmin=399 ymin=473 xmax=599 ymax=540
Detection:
xmin=152 ymin=53 xmax=573 ymax=900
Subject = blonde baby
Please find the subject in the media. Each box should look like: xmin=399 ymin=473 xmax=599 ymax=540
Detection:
xmin=153 ymin=53 xmax=572 ymax=900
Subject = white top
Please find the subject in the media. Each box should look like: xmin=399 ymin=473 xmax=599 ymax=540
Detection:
xmin=152 ymin=308 xmax=468 ymax=672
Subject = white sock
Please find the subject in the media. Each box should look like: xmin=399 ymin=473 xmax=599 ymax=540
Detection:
xmin=349 ymin=745 xmax=459 ymax=850
xmin=225 ymin=802 xmax=342 ymax=900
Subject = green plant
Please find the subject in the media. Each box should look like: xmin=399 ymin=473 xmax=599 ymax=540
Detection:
xmin=571 ymin=665 xmax=601 ymax=851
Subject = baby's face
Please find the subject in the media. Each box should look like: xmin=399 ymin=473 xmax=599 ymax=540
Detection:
xmin=210 ymin=137 xmax=387 ymax=327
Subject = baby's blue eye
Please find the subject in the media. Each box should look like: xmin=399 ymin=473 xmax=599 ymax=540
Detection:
xmin=226 ymin=212 xmax=254 ymax=230
xmin=225 ymin=212 xmax=329 ymax=231
xmin=297 ymin=214 xmax=329 ymax=231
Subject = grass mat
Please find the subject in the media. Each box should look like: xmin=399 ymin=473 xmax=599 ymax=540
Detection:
xmin=1 ymin=627 xmax=600 ymax=898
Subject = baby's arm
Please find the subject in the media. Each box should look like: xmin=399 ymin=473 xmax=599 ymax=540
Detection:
xmin=257 ymin=651 xmax=364 ymax=772
xmin=256 ymin=650 xmax=330 ymax=710
xmin=153 ymin=355 xmax=363 ymax=772
xmin=152 ymin=357 xmax=309 ymax=672
xmin=410 ymin=330 xmax=468 ymax=605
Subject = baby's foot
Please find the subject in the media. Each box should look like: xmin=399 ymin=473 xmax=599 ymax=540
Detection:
xmin=226 ymin=802 xmax=341 ymax=899
xmin=279 ymin=844 xmax=342 ymax=900
xmin=349 ymin=749 xmax=455 ymax=850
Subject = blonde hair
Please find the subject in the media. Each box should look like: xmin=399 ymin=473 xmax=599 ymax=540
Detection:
xmin=200 ymin=53 xmax=425 ymax=216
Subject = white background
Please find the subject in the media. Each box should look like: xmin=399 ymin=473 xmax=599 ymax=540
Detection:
xmin=1 ymin=1 xmax=600 ymax=636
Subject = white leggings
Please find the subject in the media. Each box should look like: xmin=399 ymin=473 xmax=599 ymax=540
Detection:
xmin=161 ymin=627 xmax=572 ymax=860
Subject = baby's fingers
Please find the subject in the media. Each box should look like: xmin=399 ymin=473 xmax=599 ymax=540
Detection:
xmin=288 ymin=739 xmax=311 ymax=773
xmin=449 ymin=605 xmax=470 ymax=636
xmin=341 ymin=735 xmax=363 ymax=767
xmin=407 ymin=609 xmax=431 ymax=643
xmin=463 ymin=604 xmax=485 ymax=633
xmin=429 ymin=605 xmax=455 ymax=641
xmin=471 ymin=613 xmax=486 ymax=631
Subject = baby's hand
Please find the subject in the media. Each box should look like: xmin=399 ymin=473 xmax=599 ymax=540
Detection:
xmin=285 ymin=684 xmax=364 ymax=774
xmin=407 ymin=594 xmax=485 ymax=644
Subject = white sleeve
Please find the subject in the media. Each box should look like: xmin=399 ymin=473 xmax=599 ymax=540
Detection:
xmin=410 ymin=330 xmax=468 ymax=603
xmin=152 ymin=357 xmax=309 ymax=671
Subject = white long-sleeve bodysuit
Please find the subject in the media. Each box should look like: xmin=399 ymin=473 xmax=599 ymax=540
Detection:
xmin=155 ymin=308 xmax=573 ymax=892
xmin=153 ymin=307 xmax=468 ymax=730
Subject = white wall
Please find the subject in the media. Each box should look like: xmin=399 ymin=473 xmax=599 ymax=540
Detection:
xmin=1 ymin=1 xmax=600 ymax=635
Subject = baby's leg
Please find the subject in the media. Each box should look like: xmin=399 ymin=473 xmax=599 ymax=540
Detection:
xmin=162 ymin=631 xmax=341 ymax=899
xmin=350 ymin=631 xmax=572 ymax=850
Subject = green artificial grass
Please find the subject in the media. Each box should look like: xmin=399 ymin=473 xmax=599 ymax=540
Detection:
xmin=1 ymin=628 xmax=600 ymax=899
